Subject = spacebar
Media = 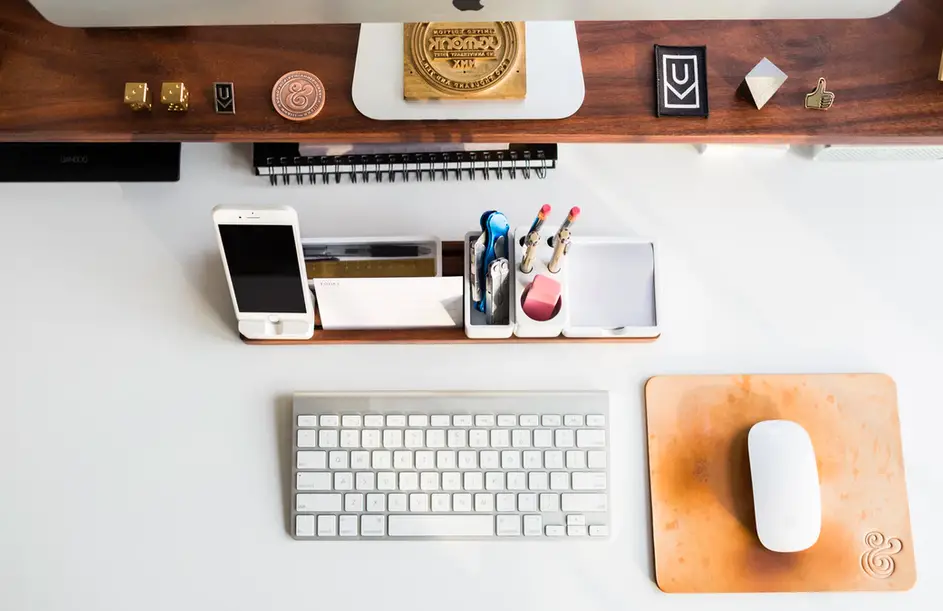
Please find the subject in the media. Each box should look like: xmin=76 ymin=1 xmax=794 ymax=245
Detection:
xmin=388 ymin=515 xmax=494 ymax=537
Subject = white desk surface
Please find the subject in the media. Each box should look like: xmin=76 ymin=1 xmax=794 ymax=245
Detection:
xmin=1 ymin=143 xmax=941 ymax=609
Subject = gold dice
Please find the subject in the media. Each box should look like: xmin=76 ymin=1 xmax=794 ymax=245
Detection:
xmin=124 ymin=82 xmax=152 ymax=111
xmin=160 ymin=82 xmax=189 ymax=111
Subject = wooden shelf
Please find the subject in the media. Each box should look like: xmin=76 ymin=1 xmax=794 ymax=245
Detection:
xmin=1 ymin=0 xmax=941 ymax=144
xmin=242 ymin=241 xmax=659 ymax=346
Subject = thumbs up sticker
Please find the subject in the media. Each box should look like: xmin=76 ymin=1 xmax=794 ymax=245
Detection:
xmin=804 ymin=78 xmax=835 ymax=111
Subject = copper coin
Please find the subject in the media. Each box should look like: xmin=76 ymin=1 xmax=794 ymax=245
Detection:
xmin=272 ymin=70 xmax=326 ymax=121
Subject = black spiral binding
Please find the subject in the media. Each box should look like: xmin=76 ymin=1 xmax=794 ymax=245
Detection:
xmin=253 ymin=144 xmax=558 ymax=186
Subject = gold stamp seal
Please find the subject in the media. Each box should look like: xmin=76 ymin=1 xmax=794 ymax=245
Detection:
xmin=404 ymin=22 xmax=526 ymax=100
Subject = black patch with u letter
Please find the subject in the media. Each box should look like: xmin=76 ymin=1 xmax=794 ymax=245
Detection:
xmin=654 ymin=45 xmax=708 ymax=118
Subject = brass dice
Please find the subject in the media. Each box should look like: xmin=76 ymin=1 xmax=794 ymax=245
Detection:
xmin=160 ymin=82 xmax=189 ymax=111
xmin=124 ymin=82 xmax=152 ymax=111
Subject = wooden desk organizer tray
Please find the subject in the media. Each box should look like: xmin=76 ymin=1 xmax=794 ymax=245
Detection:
xmin=644 ymin=374 xmax=915 ymax=593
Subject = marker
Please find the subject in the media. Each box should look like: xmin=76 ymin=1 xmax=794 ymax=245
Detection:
xmin=548 ymin=207 xmax=580 ymax=274
xmin=520 ymin=204 xmax=551 ymax=274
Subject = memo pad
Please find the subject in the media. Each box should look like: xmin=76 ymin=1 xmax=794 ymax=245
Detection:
xmin=644 ymin=374 xmax=915 ymax=593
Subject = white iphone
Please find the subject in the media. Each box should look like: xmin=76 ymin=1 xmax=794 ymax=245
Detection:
xmin=212 ymin=205 xmax=315 ymax=340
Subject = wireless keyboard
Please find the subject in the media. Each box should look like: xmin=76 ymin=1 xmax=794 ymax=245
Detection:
xmin=292 ymin=392 xmax=609 ymax=540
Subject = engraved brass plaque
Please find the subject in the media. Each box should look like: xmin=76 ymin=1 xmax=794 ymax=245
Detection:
xmin=403 ymin=22 xmax=526 ymax=100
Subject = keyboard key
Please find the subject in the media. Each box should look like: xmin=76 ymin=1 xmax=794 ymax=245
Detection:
xmin=319 ymin=430 xmax=339 ymax=448
xmin=334 ymin=472 xmax=353 ymax=490
xmin=372 ymin=450 xmax=392 ymax=469
xmin=507 ymin=472 xmax=527 ymax=491
xmin=320 ymin=415 xmax=340 ymax=427
xmin=567 ymin=515 xmax=586 ymax=526
xmin=329 ymin=451 xmax=348 ymax=469
xmin=436 ymin=450 xmax=457 ymax=469
xmin=361 ymin=515 xmax=386 ymax=537
xmin=339 ymin=515 xmax=359 ymax=536
xmin=564 ymin=415 xmax=583 ymax=427
xmin=528 ymin=472 xmax=548 ymax=491
xmin=458 ymin=450 xmax=478 ymax=469
xmin=577 ymin=429 xmax=606 ymax=448
xmin=480 ymin=451 xmax=500 ymax=469
xmin=546 ymin=525 xmax=565 ymax=536
xmin=432 ymin=493 xmax=451 ymax=512
xmin=297 ymin=472 xmax=332 ymax=491
xmin=567 ymin=525 xmax=587 ymax=537
xmin=497 ymin=493 xmax=516 ymax=512
xmin=447 ymin=430 xmax=467 ymax=448
xmin=361 ymin=430 xmax=381 ymax=449
xmin=388 ymin=494 xmax=408 ymax=512
xmin=533 ymin=429 xmax=553 ymax=448
xmin=442 ymin=472 xmax=462 ymax=491
xmin=453 ymin=415 xmax=472 ymax=427
xmin=497 ymin=515 xmax=522 ymax=536
xmin=586 ymin=415 xmax=606 ymax=427
xmin=387 ymin=415 xmax=406 ymax=427
xmin=356 ymin=472 xmax=376 ymax=490
xmin=409 ymin=493 xmax=430 ymax=512
xmin=498 ymin=415 xmax=517 ymax=427
xmin=453 ymin=493 xmax=473 ymax=512
xmin=501 ymin=450 xmax=521 ymax=469
xmin=297 ymin=451 xmax=327 ymax=469
xmin=399 ymin=472 xmax=419 ymax=491
xmin=366 ymin=493 xmax=386 ymax=512
xmin=340 ymin=430 xmax=360 ymax=448
xmin=524 ymin=515 xmax=543 ymax=536
xmin=363 ymin=415 xmax=384 ymax=427
xmin=519 ymin=415 xmax=539 ymax=427
xmin=420 ymin=472 xmax=439 ymax=491
xmin=296 ymin=493 xmax=342 ymax=512
xmin=342 ymin=415 xmax=362 ymax=427
xmin=518 ymin=493 xmax=538 ymax=512
xmin=427 ymin=430 xmax=446 ymax=448
xmin=377 ymin=472 xmax=397 ymax=490
xmin=351 ymin=451 xmax=370 ymax=469
xmin=415 ymin=450 xmax=435 ymax=470
xmin=589 ymin=525 xmax=609 ymax=537
xmin=561 ymin=494 xmax=607 ymax=512
xmin=540 ymin=493 xmax=560 ymax=512
xmin=555 ymin=430 xmax=575 ymax=448
xmin=572 ymin=472 xmax=607 ymax=490
xmin=388 ymin=515 xmax=493 ymax=537
xmin=318 ymin=515 xmax=337 ymax=536
xmin=541 ymin=415 xmax=562 ymax=427
xmin=383 ymin=429 xmax=403 ymax=448
xmin=345 ymin=493 xmax=365 ymax=512
xmin=469 ymin=430 xmax=489 ymax=448
xmin=430 ymin=415 xmax=450 ymax=427
xmin=491 ymin=430 xmax=510 ymax=448
xmin=297 ymin=415 xmax=318 ymax=428
xmin=523 ymin=450 xmax=542 ymax=469
xmin=463 ymin=472 xmax=484 ymax=491
xmin=296 ymin=515 xmax=315 ymax=537
xmin=297 ymin=430 xmax=317 ymax=448
xmin=550 ymin=472 xmax=570 ymax=490
xmin=587 ymin=451 xmax=607 ymax=469
xmin=404 ymin=430 xmax=425 ymax=448
xmin=486 ymin=472 xmax=505 ymax=490
xmin=545 ymin=450 xmax=564 ymax=469
xmin=475 ymin=493 xmax=495 ymax=512
xmin=566 ymin=450 xmax=586 ymax=469
xmin=393 ymin=451 xmax=413 ymax=469
xmin=475 ymin=415 xmax=496 ymax=427
xmin=408 ymin=415 xmax=428 ymax=427
xmin=512 ymin=430 xmax=531 ymax=448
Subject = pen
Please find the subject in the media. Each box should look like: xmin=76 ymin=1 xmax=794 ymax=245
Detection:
xmin=520 ymin=204 xmax=551 ymax=273
xmin=548 ymin=207 xmax=580 ymax=274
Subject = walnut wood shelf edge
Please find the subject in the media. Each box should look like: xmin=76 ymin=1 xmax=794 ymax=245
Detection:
xmin=1 ymin=0 xmax=942 ymax=144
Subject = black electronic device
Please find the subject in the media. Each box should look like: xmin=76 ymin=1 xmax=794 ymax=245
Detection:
xmin=0 ymin=143 xmax=181 ymax=182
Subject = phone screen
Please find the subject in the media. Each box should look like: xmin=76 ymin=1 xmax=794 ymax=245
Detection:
xmin=218 ymin=224 xmax=307 ymax=314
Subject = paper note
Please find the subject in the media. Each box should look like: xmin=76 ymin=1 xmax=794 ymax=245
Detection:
xmin=313 ymin=277 xmax=463 ymax=330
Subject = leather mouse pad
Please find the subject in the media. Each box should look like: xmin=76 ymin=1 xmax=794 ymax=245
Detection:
xmin=645 ymin=374 xmax=915 ymax=593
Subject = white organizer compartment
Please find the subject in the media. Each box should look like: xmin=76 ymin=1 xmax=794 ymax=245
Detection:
xmin=463 ymin=231 xmax=514 ymax=339
xmin=512 ymin=225 xmax=569 ymax=338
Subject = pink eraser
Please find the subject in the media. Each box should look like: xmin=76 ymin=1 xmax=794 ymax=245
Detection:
xmin=522 ymin=274 xmax=562 ymax=322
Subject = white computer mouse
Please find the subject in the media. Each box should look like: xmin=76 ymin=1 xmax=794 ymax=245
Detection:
xmin=748 ymin=420 xmax=822 ymax=553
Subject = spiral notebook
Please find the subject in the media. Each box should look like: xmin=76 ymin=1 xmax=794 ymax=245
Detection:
xmin=253 ymin=143 xmax=557 ymax=186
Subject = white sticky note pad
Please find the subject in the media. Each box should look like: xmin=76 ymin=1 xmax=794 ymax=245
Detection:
xmin=313 ymin=277 xmax=463 ymax=330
